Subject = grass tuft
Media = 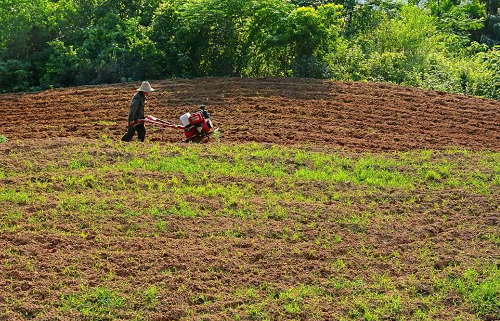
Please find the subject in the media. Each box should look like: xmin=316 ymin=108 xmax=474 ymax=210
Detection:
xmin=60 ymin=286 xmax=125 ymax=319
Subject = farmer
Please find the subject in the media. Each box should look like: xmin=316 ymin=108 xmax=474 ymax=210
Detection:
xmin=121 ymin=81 xmax=155 ymax=142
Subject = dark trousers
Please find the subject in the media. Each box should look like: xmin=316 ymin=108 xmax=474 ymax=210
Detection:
xmin=121 ymin=124 xmax=146 ymax=142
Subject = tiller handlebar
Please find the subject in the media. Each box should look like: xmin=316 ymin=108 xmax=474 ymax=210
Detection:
xmin=139 ymin=115 xmax=184 ymax=130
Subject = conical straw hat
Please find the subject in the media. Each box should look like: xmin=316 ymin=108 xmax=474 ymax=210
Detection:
xmin=137 ymin=81 xmax=155 ymax=92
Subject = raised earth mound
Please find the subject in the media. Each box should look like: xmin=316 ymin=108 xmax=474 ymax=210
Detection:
xmin=2 ymin=79 xmax=500 ymax=321
xmin=5 ymin=78 xmax=500 ymax=151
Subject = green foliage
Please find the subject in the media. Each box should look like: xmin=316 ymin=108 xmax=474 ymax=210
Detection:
xmin=426 ymin=0 xmax=486 ymax=43
xmin=476 ymin=47 xmax=500 ymax=97
xmin=60 ymin=286 xmax=125 ymax=318
xmin=41 ymin=40 xmax=82 ymax=88
xmin=1 ymin=0 xmax=500 ymax=99
xmin=242 ymin=0 xmax=295 ymax=76
xmin=174 ymin=0 xmax=247 ymax=76
xmin=0 ymin=0 xmax=33 ymax=60
xmin=0 ymin=59 xmax=32 ymax=92
xmin=453 ymin=266 xmax=500 ymax=318
xmin=360 ymin=6 xmax=441 ymax=83
xmin=288 ymin=4 xmax=343 ymax=77
xmin=143 ymin=286 xmax=159 ymax=307
xmin=372 ymin=6 xmax=438 ymax=58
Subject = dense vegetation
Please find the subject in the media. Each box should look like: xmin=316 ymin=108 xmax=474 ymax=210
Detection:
xmin=1 ymin=0 xmax=500 ymax=98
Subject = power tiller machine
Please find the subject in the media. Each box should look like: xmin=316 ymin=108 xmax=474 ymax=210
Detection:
xmin=138 ymin=105 xmax=218 ymax=143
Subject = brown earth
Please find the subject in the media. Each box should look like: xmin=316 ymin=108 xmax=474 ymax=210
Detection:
xmin=1 ymin=139 xmax=499 ymax=321
xmin=3 ymin=78 xmax=500 ymax=151
xmin=1 ymin=79 xmax=500 ymax=320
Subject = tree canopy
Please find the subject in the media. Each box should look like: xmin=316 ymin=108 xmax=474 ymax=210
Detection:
xmin=1 ymin=0 xmax=499 ymax=98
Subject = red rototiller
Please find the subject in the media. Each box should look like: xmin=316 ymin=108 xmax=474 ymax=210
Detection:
xmin=138 ymin=104 xmax=218 ymax=143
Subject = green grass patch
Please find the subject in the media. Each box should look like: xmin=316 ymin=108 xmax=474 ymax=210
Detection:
xmin=60 ymin=286 xmax=125 ymax=319
xmin=1 ymin=140 xmax=500 ymax=320
xmin=95 ymin=121 xmax=117 ymax=126
xmin=453 ymin=265 xmax=500 ymax=318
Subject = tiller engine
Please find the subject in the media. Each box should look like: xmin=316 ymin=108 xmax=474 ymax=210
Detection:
xmin=139 ymin=105 xmax=217 ymax=143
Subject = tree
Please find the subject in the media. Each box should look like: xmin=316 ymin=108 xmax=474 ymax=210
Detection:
xmin=288 ymin=4 xmax=344 ymax=77
xmin=171 ymin=0 xmax=248 ymax=77
xmin=243 ymin=0 xmax=295 ymax=76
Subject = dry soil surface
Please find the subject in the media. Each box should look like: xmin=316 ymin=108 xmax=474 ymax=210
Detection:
xmin=4 ymin=78 xmax=500 ymax=151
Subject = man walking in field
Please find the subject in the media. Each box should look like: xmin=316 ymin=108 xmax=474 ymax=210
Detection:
xmin=121 ymin=81 xmax=155 ymax=142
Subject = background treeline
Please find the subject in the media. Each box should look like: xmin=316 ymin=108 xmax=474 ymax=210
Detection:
xmin=1 ymin=0 xmax=500 ymax=98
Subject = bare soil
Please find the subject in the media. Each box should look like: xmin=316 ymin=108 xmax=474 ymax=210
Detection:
xmin=4 ymin=78 xmax=500 ymax=151
xmin=1 ymin=79 xmax=500 ymax=320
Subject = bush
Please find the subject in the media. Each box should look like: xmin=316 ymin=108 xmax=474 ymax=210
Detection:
xmin=0 ymin=59 xmax=32 ymax=92
xmin=327 ymin=41 xmax=368 ymax=81
xmin=406 ymin=52 xmax=497 ymax=98
xmin=0 ymin=0 xmax=499 ymax=101
xmin=40 ymin=40 xmax=81 ymax=88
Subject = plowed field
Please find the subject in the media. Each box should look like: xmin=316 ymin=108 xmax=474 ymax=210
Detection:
xmin=1 ymin=79 xmax=500 ymax=321
xmin=4 ymin=78 xmax=500 ymax=151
